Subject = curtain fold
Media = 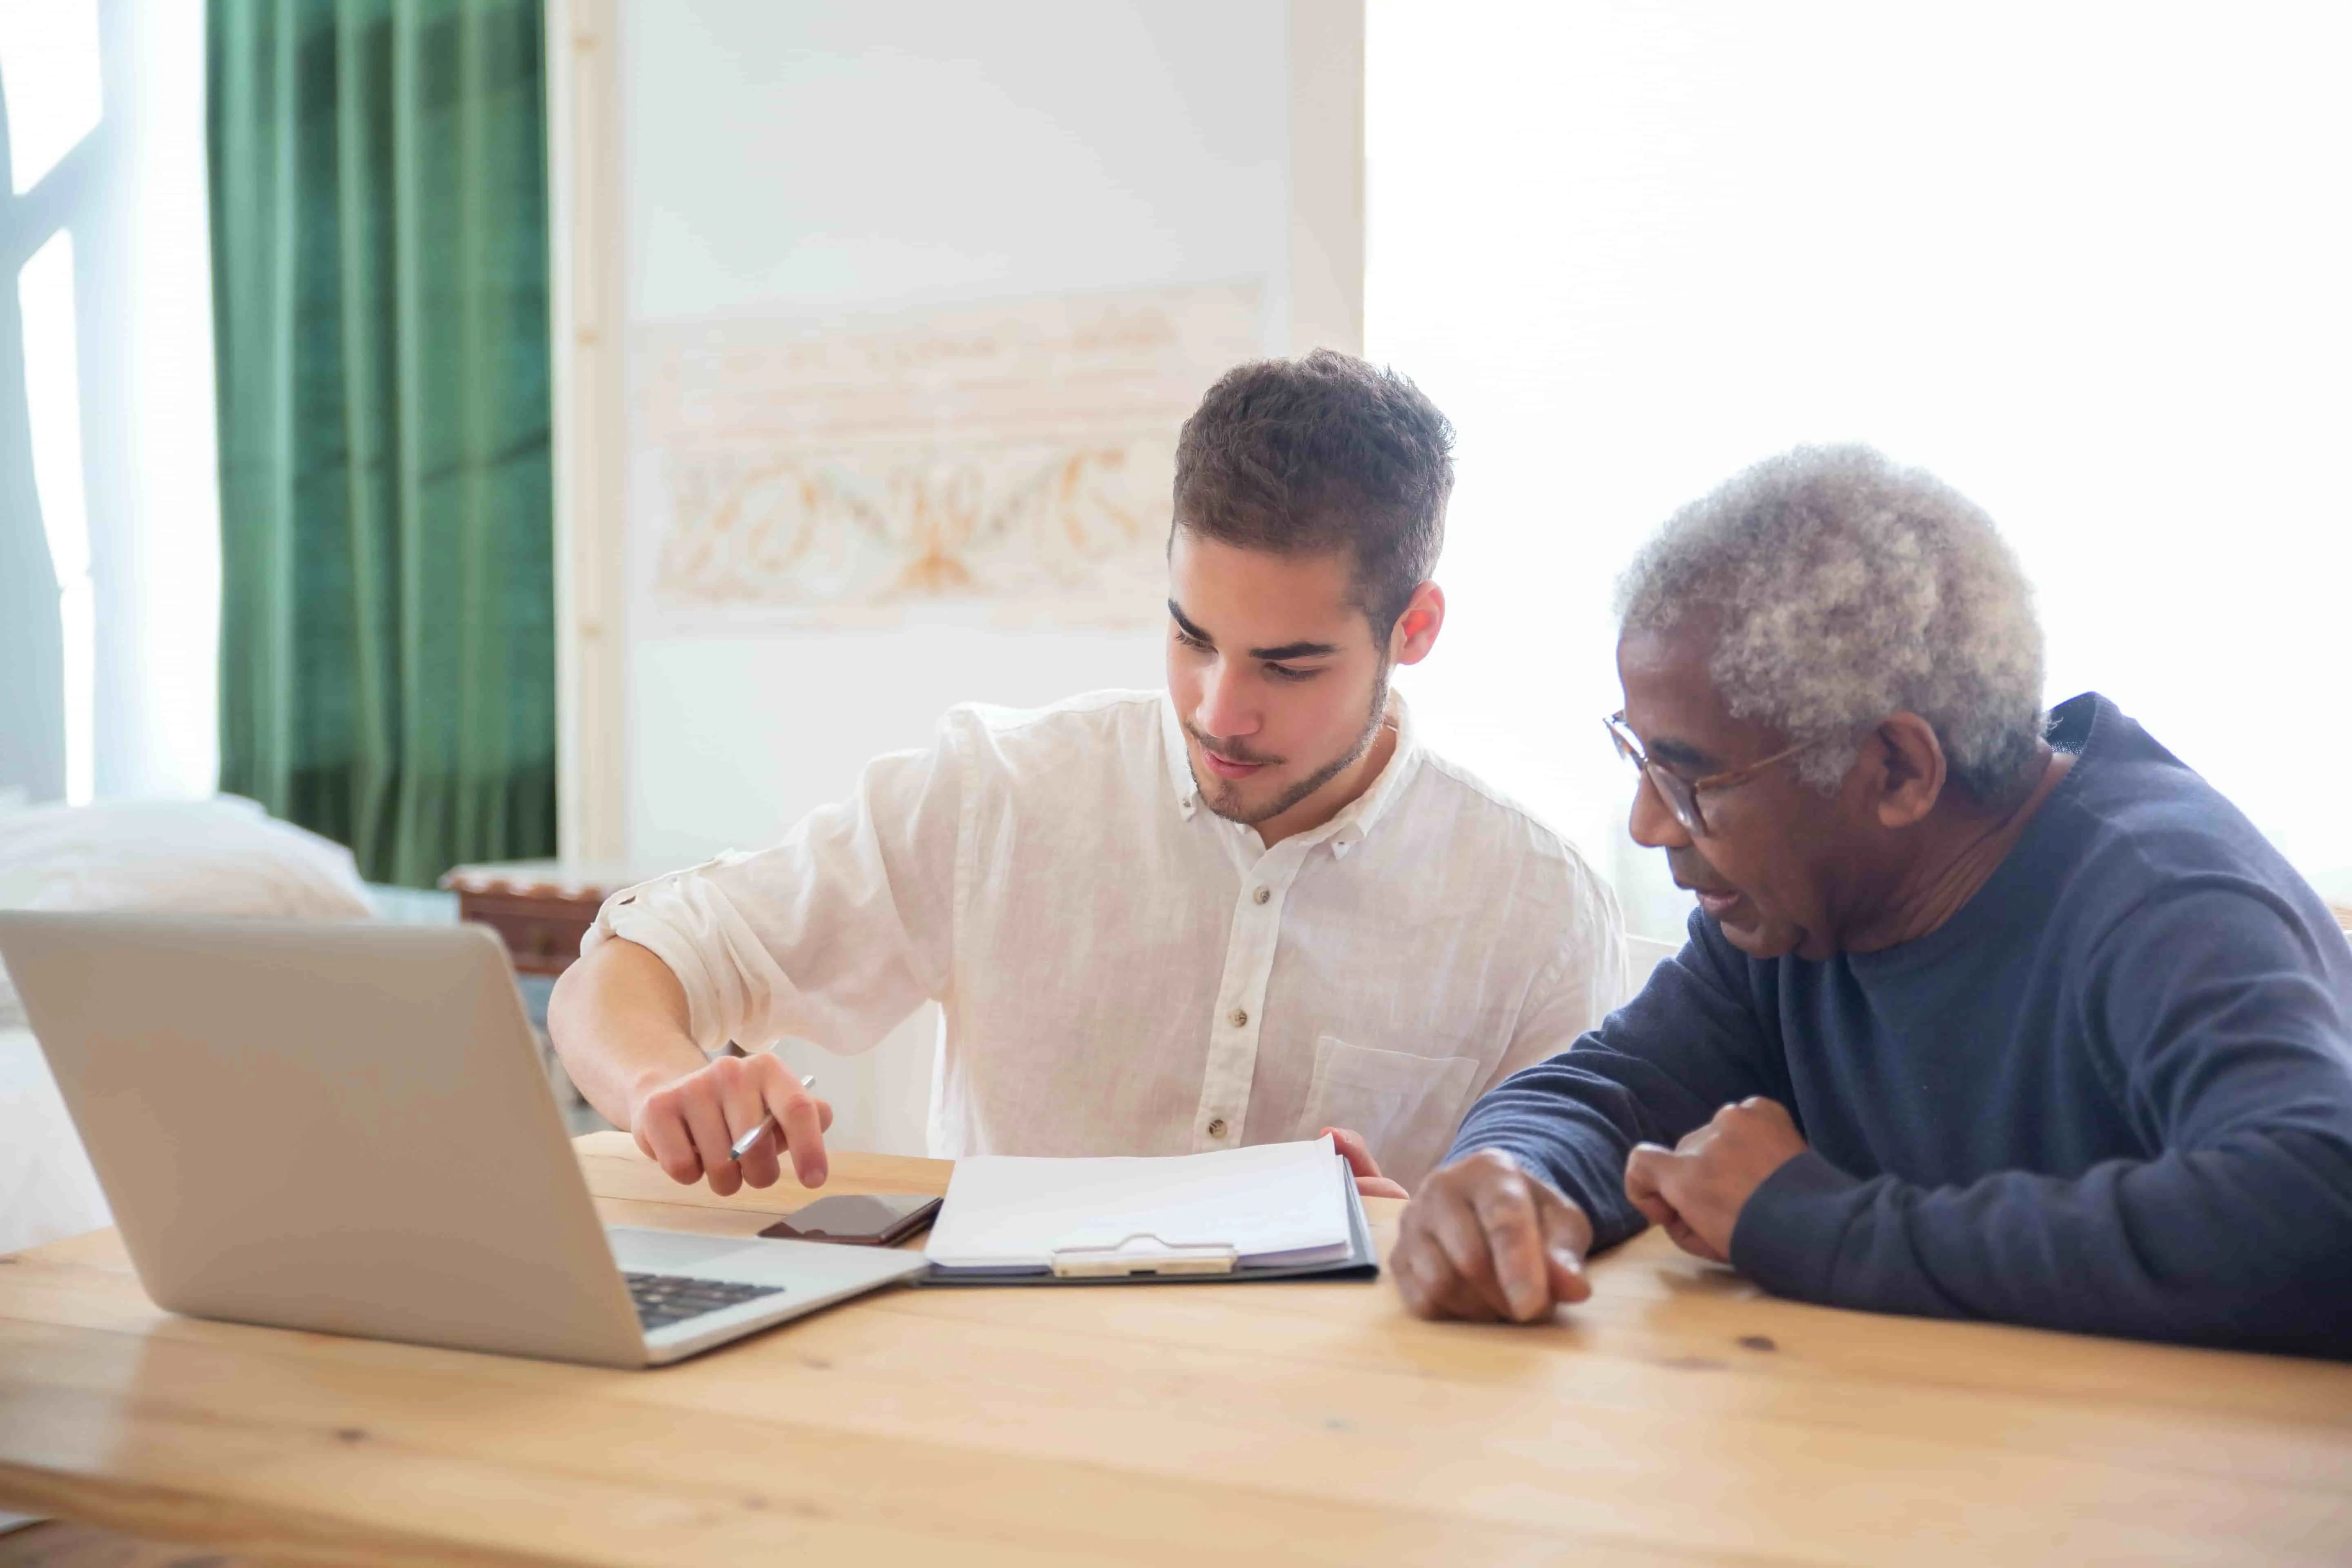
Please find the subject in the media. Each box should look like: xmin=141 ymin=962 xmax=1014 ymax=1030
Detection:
xmin=209 ymin=0 xmax=556 ymax=886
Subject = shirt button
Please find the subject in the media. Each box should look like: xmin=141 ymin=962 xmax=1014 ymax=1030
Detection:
xmin=1228 ymin=1008 xmax=1249 ymax=1029
xmin=1252 ymin=886 xmax=1270 ymax=905
xmin=1207 ymin=1118 xmax=1228 ymax=1137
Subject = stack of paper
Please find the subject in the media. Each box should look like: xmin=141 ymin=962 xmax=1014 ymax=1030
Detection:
xmin=923 ymin=1134 xmax=1371 ymax=1283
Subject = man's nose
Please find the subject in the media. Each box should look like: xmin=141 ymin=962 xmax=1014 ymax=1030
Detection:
xmin=1628 ymin=768 xmax=1692 ymax=851
xmin=1195 ymin=659 xmax=1258 ymax=739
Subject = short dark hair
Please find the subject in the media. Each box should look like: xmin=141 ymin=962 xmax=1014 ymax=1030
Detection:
xmin=1170 ymin=349 xmax=1454 ymax=633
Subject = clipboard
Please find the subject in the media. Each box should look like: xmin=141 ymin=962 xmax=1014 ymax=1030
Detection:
xmin=917 ymin=1146 xmax=1380 ymax=1288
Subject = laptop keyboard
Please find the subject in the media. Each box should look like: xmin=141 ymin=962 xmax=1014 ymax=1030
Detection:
xmin=623 ymin=1271 xmax=785 ymax=1332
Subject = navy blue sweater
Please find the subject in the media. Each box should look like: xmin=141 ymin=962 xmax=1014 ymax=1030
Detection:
xmin=1448 ymin=693 xmax=2352 ymax=1355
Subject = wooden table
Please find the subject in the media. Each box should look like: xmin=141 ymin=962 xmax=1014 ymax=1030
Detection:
xmin=4 ymin=1136 xmax=2348 ymax=1566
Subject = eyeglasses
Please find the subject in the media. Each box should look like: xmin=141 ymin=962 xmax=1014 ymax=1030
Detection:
xmin=1604 ymin=710 xmax=1815 ymax=838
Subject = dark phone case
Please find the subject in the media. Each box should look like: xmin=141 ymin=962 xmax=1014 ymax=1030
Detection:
xmin=759 ymin=1194 xmax=941 ymax=1247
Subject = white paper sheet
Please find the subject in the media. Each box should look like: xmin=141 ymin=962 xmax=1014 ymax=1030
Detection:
xmin=924 ymin=1135 xmax=1353 ymax=1273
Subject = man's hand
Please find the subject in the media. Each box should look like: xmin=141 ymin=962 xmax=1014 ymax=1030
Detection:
xmin=1623 ymin=1097 xmax=1806 ymax=1263
xmin=629 ymin=1051 xmax=833 ymax=1198
xmin=1390 ymin=1150 xmax=1594 ymax=1322
xmin=1322 ymin=1125 xmax=1410 ymax=1199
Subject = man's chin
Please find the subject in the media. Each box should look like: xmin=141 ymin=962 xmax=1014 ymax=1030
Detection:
xmin=1708 ymin=905 xmax=1804 ymax=960
xmin=1200 ymin=776 xmax=1288 ymax=826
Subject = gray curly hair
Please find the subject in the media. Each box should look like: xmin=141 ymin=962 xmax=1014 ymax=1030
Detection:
xmin=1615 ymin=444 xmax=2046 ymax=804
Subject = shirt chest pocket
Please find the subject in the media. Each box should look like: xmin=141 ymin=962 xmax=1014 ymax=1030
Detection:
xmin=1292 ymin=1034 xmax=1482 ymax=1192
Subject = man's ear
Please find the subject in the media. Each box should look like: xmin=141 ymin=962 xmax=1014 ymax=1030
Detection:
xmin=1389 ymin=582 xmax=1446 ymax=666
xmin=1871 ymin=712 xmax=1947 ymax=829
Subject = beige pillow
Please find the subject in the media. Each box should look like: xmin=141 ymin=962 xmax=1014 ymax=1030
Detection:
xmin=0 ymin=796 xmax=372 ymax=1027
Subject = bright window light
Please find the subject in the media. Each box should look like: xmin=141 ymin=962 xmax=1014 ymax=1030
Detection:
xmin=0 ymin=0 xmax=103 ymax=196
xmin=1371 ymin=1 xmax=2352 ymax=933
xmin=19 ymin=228 xmax=94 ymax=806
xmin=117 ymin=0 xmax=221 ymax=797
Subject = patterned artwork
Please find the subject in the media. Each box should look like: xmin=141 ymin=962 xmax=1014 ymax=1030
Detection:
xmin=637 ymin=284 xmax=1263 ymax=626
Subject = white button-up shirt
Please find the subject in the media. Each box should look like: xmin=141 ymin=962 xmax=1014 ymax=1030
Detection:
xmin=587 ymin=688 xmax=1626 ymax=1188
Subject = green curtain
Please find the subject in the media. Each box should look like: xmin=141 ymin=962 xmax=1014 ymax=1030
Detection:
xmin=208 ymin=0 xmax=557 ymax=886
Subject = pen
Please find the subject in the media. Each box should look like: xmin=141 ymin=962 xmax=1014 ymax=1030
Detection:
xmin=728 ymin=1073 xmax=817 ymax=1162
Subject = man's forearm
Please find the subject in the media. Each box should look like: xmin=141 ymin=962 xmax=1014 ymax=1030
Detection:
xmin=547 ymin=938 xmax=708 ymax=1132
xmin=1730 ymin=1131 xmax=2352 ymax=1355
xmin=1446 ymin=1052 xmax=1719 ymax=1252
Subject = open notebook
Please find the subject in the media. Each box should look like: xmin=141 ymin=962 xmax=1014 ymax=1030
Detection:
xmin=922 ymin=1135 xmax=1378 ymax=1285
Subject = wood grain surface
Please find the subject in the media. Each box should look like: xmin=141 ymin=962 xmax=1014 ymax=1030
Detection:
xmin=3 ymin=1133 xmax=2347 ymax=1566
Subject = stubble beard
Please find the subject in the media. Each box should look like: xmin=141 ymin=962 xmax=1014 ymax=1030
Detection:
xmin=1192 ymin=664 xmax=1393 ymax=829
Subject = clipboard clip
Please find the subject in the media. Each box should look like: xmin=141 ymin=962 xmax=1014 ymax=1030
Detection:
xmin=1048 ymin=1235 xmax=1240 ymax=1278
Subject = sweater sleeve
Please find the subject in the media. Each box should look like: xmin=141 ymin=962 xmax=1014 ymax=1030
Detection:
xmin=1731 ymin=884 xmax=2352 ymax=1356
xmin=1443 ymin=913 xmax=1784 ymax=1250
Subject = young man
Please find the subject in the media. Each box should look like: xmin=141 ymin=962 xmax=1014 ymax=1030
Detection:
xmin=1390 ymin=444 xmax=2352 ymax=1355
xmin=549 ymin=351 xmax=1627 ymax=1198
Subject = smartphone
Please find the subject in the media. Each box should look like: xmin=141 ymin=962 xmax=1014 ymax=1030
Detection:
xmin=760 ymin=1193 xmax=942 ymax=1247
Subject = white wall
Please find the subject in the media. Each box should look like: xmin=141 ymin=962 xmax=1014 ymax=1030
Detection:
xmin=1368 ymin=0 xmax=2352 ymax=932
xmin=613 ymin=0 xmax=1317 ymax=1152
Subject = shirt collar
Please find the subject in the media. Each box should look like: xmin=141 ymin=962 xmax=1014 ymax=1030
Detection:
xmin=1314 ymin=685 xmax=1421 ymax=857
xmin=1156 ymin=686 xmax=1424 ymax=853
xmin=1159 ymin=689 xmax=1203 ymax=820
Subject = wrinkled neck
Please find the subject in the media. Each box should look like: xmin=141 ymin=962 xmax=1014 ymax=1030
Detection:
xmin=1842 ymin=745 xmax=2072 ymax=953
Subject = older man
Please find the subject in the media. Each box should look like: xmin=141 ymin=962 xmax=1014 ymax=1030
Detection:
xmin=1392 ymin=444 xmax=2352 ymax=1354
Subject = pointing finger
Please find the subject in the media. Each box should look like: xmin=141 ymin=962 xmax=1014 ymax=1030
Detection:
xmin=1468 ymin=1177 xmax=1554 ymax=1322
xmin=766 ymin=1080 xmax=830 ymax=1188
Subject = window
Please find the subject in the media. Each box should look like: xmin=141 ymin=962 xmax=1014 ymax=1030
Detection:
xmin=0 ymin=0 xmax=102 ymax=196
xmin=2 ymin=0 xmax=218 ymax=806
xmin=2 ymin=0 xmax=103 ymax=806
xmin=17 ymin=229 xmax=92 ymax=804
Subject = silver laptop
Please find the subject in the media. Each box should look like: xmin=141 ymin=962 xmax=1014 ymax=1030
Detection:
xmin=0 ymin=911 xmax=926 ymax=1367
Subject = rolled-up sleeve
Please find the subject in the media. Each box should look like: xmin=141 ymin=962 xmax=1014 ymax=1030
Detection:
xmin=584 ymin=726 xmax=964 ymax=1056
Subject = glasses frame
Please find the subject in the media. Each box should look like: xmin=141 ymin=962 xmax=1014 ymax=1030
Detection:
xmin=1605 ymin=711 xmax=1815 ymax=838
